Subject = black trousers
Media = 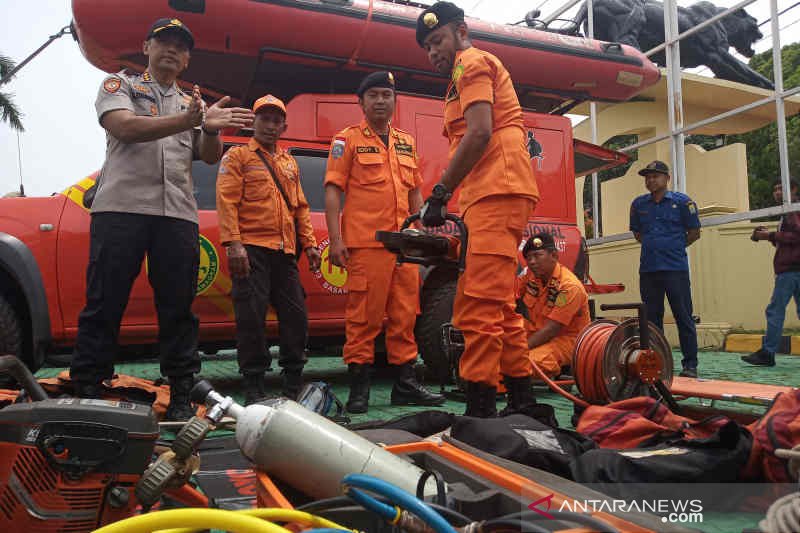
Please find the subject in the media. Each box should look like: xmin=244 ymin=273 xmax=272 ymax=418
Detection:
xmin=231 ymin=245 xmax=308 ymax=375
xmin=70 ymin=213 xmax=201 ymax=383
xmin=639 ymin=270 xmax=698 ymax=370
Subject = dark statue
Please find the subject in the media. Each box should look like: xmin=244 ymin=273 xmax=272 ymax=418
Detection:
xmin=571 ymin=0 xmax=774 ymax=89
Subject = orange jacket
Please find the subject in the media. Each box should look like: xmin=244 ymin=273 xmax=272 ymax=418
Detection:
xmin=324 ymin=120 xmax=423 ymax=248
xmin=517 ymin=262 xmax=590 ymax=339
xmin=444 ymin=46 xmax=539 ymax=212
xmin=216 ymin=138 xmax=316 ymax=254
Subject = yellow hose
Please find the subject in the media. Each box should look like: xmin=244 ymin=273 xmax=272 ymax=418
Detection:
xmin=92 ymin=508 xmax=291 ymax=533
xmin=158 ymin=508 xmax=353 ymax=533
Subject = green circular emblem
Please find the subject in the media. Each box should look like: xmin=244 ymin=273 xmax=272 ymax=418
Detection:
xmin=197 ymin=234 xmax=219 ymax=295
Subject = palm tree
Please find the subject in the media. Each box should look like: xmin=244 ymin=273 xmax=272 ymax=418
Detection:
xmin=0 ymin=54 xmax=24 ymax=132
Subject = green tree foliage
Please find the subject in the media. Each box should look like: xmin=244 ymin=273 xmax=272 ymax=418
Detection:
xmin=727 ymin=43 xmax=800 ymax=210
xmin=585 ymin=43 xmax=800 ymax=225
xmin=0 ymin=54 xmax=24 ymax=132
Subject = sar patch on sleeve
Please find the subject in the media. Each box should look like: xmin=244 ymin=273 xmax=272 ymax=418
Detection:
xmin=452 ymin=63 xmax=464 ymax=83
xmin=331 ymin=138 xmax=346 ymax=160
xmin=103 ymin=77 xmax=122 ymax=94
xmin=554 ymin=291 xmax=569 ymax=307
xmin=687 ymin=201 xmax=698 ymax=215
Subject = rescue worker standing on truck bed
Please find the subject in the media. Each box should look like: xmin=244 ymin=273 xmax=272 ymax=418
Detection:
xmin=417 ymin=2 xmax=540 ymax=418
xmin=518 ymin=233 xmax=590 ymax=379
xmin=324 ymin=71 xmax=445 ymax=414
xmin=216 ymin=95 xmax=321 ymax=405
xmin=70 ymin=18 xmax=253 ymax=420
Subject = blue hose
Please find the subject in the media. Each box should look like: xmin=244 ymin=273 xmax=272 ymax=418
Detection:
xmin=342 ymin=474 xmax=457 ymax=533
xmin=344 ymin=486 xmax=399 ymax=521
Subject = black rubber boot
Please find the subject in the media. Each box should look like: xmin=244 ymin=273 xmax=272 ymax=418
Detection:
xmin=741 ymin=349 xmax=776 ymax=367
xmin=165 ymin=375 xmax=197 ymax=421
xmin=463 ymin=381 xmax=497 ymax=418
xmin=281 ymin=369 xmax=304 ymax=401
xmin=74 ymin=381 xmax=102 ymax=399
xmin=346 ymin=363 xmax=371 ymax=414
xmin=243 ymin=373 xmax=267 ymax=405
xmin=498 ymin=375 xmax=537 ymax=417
xmin=391 ymin=362 xmax=446 ymax=406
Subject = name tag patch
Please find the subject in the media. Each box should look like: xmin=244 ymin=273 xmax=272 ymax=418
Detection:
xmin=395 ymin=144 xmax=413 ymax=156
xmin=356 ymin=146 xmax=381 ymax=154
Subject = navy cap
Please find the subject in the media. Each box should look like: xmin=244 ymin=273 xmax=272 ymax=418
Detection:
xmin=523 ymin=233 xmax=557 ymax=256
xmin=416 ymin=1 xmax=465 ymax=47
xmin=638 ymin=160 xmax=670 ymax=177
xmin=357 ymin=71 xmax=396 ymax=97
xmin=147 ymin=18 xmax=194 ymax=50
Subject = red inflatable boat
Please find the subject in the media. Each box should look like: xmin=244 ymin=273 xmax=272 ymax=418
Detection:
xmin=71 ymin=0 xmax=660 ymax=112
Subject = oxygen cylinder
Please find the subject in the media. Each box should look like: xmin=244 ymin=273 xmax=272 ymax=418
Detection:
xmin=192 ymin=381 xmax=439 ymax=500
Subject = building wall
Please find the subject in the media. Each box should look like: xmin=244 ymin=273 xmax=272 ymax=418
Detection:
xmin=588 ymin=219 xmax=798 ymax=349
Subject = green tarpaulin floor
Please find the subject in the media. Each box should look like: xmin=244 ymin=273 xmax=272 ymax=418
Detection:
xmin=35 ymin=350 xmax=800 ymax=533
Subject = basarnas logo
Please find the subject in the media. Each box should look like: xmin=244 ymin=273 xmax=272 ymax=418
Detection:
xmin=529 ymin=494 xmax=703 ymax=524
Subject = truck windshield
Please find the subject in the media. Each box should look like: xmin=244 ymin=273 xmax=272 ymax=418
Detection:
xmin=290 ymin=148 xmax=328 ymax=212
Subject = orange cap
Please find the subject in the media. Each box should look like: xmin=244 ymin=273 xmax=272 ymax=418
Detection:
xmin=253 ymin=94 xmax=287 ymax=116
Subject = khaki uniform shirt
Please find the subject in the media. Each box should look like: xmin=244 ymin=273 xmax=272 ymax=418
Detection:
xmin=93 ymin=70 xmax=199 ymax=224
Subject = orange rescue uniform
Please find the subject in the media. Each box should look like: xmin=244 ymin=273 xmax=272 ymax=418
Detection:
xmin=445 ymin=46 xmax=540 ymax=387
xmin=216 ymin=138 xmax=316 ymax=253
xmin=517 ymin=263 xmax=591 ymax=376
xmin=324 ymin=121 xmax=422 ymax=365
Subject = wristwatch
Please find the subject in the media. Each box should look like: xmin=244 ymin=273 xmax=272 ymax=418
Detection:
xmin=431 ymin=183 xmax=452 ymax=202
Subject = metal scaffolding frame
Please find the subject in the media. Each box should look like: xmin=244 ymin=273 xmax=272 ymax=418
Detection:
xmin=582 ymin=0 xmax=796 ymax=246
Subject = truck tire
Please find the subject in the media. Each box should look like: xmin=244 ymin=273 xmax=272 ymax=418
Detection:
xmin=0 ymin=294 xmax=24 ymax=365
xmin=415 ymin=280 xmax=456 ymax=385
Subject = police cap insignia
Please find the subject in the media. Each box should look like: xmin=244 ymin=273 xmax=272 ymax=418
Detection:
xmin=416 ymin=2 xmax=465 ymax=47
xmin=534 ymin=238 xmax=543 ymax=247
xmin=147 ymin=17 xmax=194 ymax=49
xmin=103 ymin=77 xmax=121 ymax=94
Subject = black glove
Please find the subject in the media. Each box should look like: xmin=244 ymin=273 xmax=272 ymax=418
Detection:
xmin=420 ymin=183 xmax=451 ymax=227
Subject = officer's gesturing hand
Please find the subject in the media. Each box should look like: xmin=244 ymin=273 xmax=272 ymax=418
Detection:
xmin=420 ymin=183 xmax=451 ymax=227
xmin=186 ymin=85 xmax=204 ymax=127
xmin=202 ymin=93 xmax=255 ymax=133
xmin=329 ymin=237 xmax=349 ymax=268
xmin=306 ymin=247 xmax=322 ymax=272
xmin=226 ymin=242 xmax=251 ymax=278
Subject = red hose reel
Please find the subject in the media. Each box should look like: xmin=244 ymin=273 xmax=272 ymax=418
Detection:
xmin=533 ymin=303 xmax=677 ymax=410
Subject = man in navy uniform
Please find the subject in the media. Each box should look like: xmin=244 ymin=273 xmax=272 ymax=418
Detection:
xmin=630 ymin=160 xmax=701 ymax=378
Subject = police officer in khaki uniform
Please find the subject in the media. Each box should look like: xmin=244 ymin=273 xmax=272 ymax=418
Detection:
xmin=70 ymin=18 xmax=254 ymax=420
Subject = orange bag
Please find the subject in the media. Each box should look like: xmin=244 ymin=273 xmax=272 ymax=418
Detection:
xmin=0 ymin=372 xmax=204 ymax=420
xmin=577 ymin=396 xmax=730 ymax=449
xmin=744 ymin=389 xmax=800 ymax=482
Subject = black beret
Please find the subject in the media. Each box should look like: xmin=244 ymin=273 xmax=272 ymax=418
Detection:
xmin=416 ymin=1 xmax=465 ymax=47
xmin=523 ymin=233 xmax=557 ymax=256
xmin=356 ymin=71 xmax=396 ymax=97
xmin=147 ymin=18 xmax=194 ymax=50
